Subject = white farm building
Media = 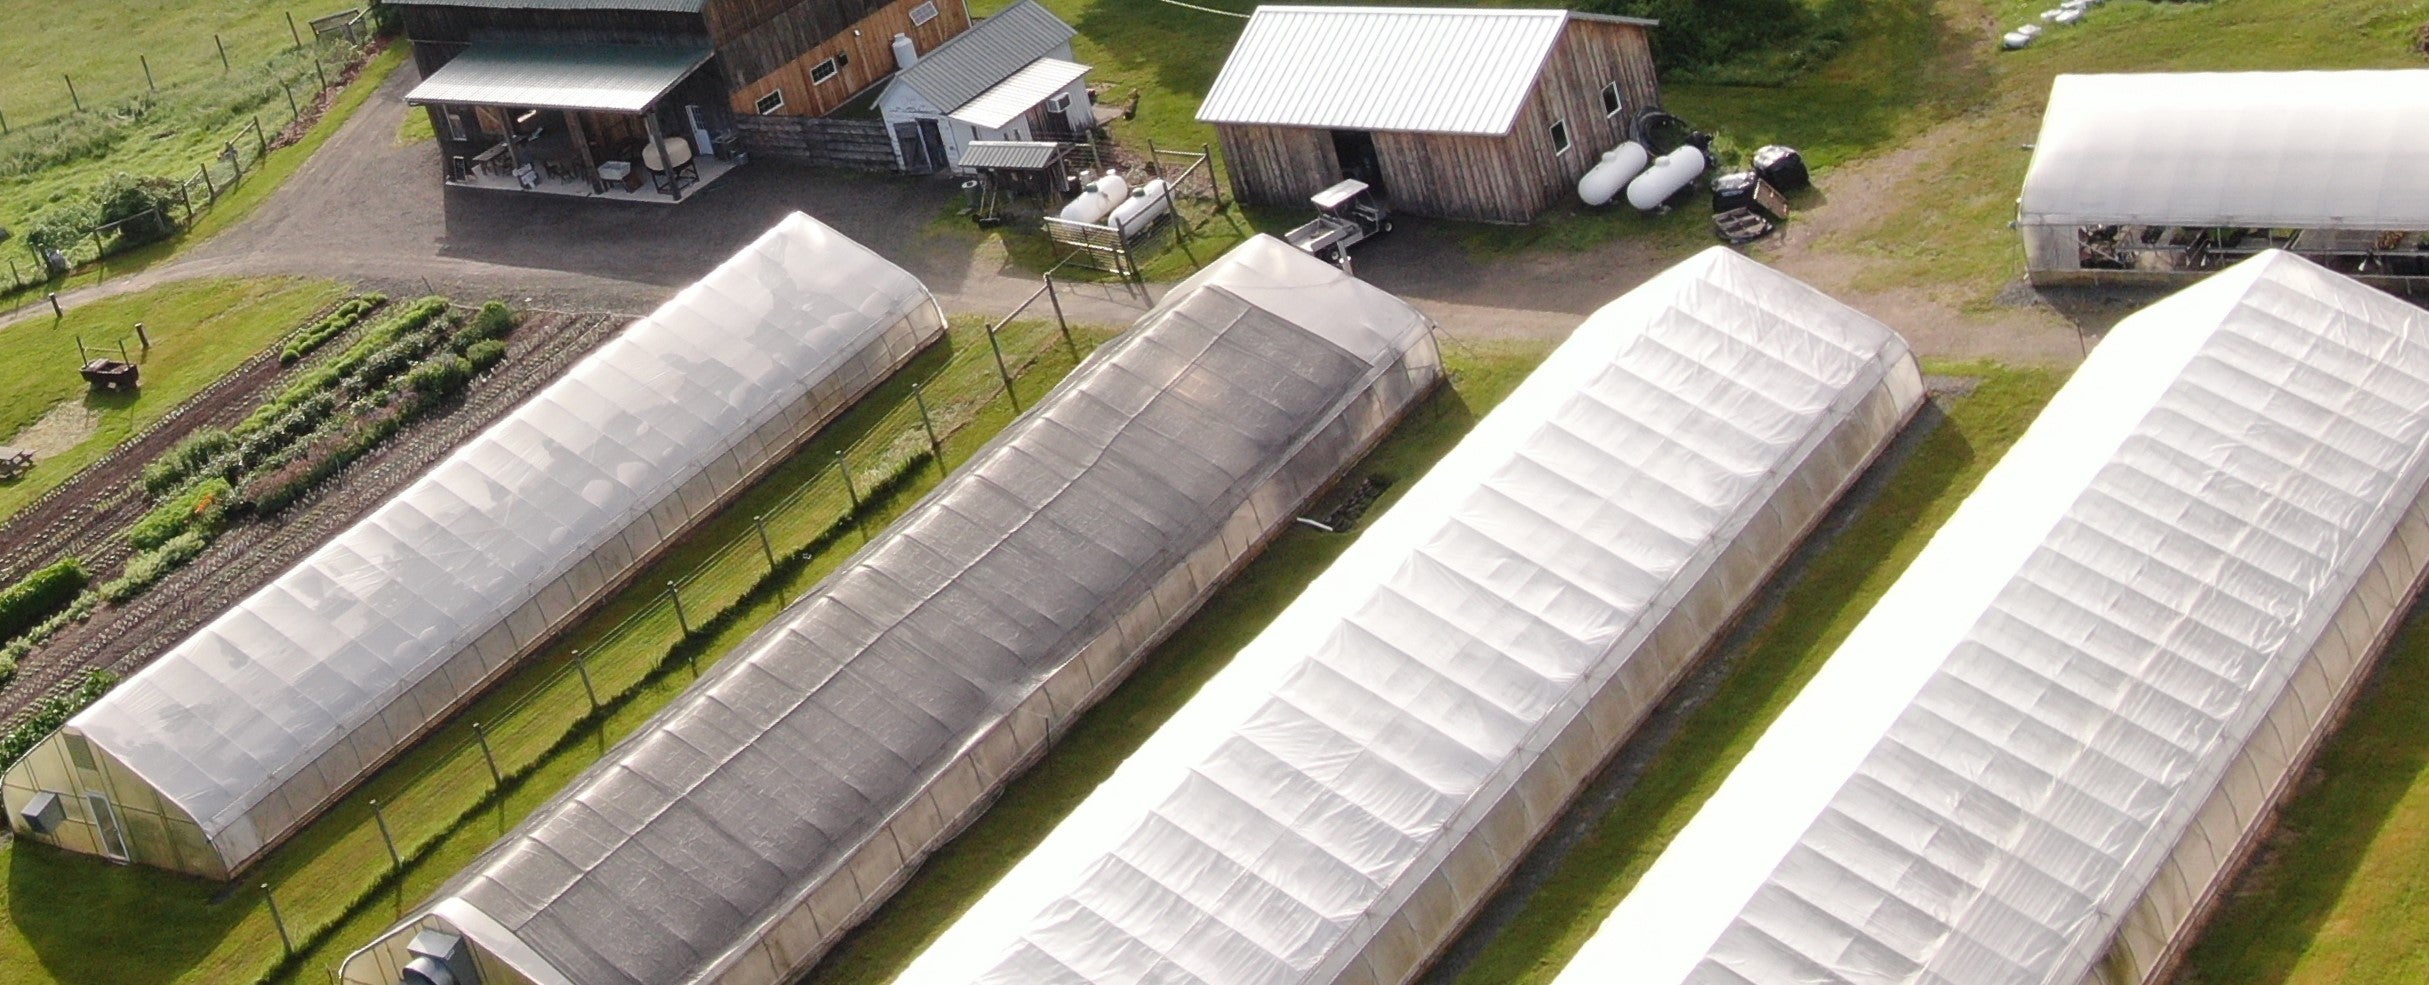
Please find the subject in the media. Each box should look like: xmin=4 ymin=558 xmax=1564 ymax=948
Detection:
xmin=876 ymin=0 xmax=1094 ymax=171
xmin=892 ymin=247 xmax=1924 ymax=985
xmin=2019 ymin=71 xmax=2429 ymax=287
xmin=1557 ymin=250 xmax=2429 ymax=985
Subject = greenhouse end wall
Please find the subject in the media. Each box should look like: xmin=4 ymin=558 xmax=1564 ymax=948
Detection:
xmin=1 ymin=215 xmax=947 ymax=880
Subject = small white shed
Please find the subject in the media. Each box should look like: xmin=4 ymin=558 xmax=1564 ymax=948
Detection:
xmin=877 ymin=0 xmax=1094 ymax=171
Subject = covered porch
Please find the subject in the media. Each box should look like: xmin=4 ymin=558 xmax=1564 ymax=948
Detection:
xmin=410 ymin=42 xmax=743 ymax=203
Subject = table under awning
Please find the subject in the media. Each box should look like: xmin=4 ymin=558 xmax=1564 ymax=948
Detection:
xmin=950 ymin=57 xmax=1091 ymax=130
xmin=407 ymin=42 xmax=715 ymax=114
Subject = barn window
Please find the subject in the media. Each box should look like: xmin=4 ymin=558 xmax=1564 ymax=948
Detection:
xmin=1550 ymin=119 xmax=1572 ymax=155
xmin=756 ymin=88 xmax=786 ymax=114
xmin=811 ymin=56 xmax=843 ymax=85
xmin=1603 ymin=82 xmax=1624 ymax=118
xmin=911 ymin=0 xmax=939 ymax=25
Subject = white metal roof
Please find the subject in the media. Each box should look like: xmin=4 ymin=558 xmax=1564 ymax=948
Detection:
xmin=1558 ymin=250 xmax=2429 ymax=985
xmin=951 ymin=57 xmax=1090 ymax=130
xmin=888 ymin=0 xmax=1078 ymax=116
xmin=2018 ymin=71 xmax=2429 ymax=229
xmin=67 ymin=213 xmax=937 ymax=869
xmin=1197 ymin=6 xmax=1650 ymax=136
xmin=405 ymin=43 xmax=714 ymax=113
xmin=894 ymin=248 xmax=1922 ymax=985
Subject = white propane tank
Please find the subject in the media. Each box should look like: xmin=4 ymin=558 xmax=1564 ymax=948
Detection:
xmin=2053 ymin=7 xmax=2082 ymax=23
xmin=1093 ymin=172 xmax=1129 ymax=205
xmin=891 ymin=33 xmax=919 ymax=70
xmin=1625 ymin=145 xmax=1707 ymax=211
xmin=1058 ymin=173 xmax=1130 ymax=223
xmin=1577 ymin=141 xmax=1651 ymax=206
xmin=1109 ymin=179 xmax=1171 ymax=230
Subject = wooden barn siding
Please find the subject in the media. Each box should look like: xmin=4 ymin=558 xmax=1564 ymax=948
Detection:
xmin=1486 ymin=19 xmax=1664 ymax=220
xmin=1218 ymin=124 xmax=1341 ymax=208
xmin=1373 ymin=129 xmax=1541 ymax=223
xmin=725 ymin=0 xmax=968 ymax=118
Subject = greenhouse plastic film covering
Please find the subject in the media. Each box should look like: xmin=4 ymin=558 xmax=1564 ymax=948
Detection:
xmin=895 ymin=246 xmax=1924 ymax=985
xmin=1558 ymin=250 xmax=2429 ymax=985
xmin=2017 ymin=71 xmax=2429 ymax=230
xmin=54 ymin=212 xmax=941 ymax=872
xmin=390 ymin=235 xmax=1441 ymax=985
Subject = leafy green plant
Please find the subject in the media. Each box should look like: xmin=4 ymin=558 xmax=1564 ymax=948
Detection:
xmin=140 ymin=427 xmax=234 ymax=496
xmin=281 ymin=294 xmax=387 ymax=365
xmin=465 ymin=338 xmax=508 ymax=372
xmin=0 ymin=590 xmax=99 ymax=685
xmin=93 ymin=171 xmax=183 ymax=249
xmin=0 ymin=558 xmax=89 ymax=643
xmin=99 ymin=529 xmax=212 ymax=602
xmin=0 ymin=669 xmax=119 ymax=770
xmin=126 ymin=476 xmax=235 ymax=550
xmin=404 ymin=353 xmax=473 ymax=400
xmin=451 ymin=300 xmax=517 ymax=350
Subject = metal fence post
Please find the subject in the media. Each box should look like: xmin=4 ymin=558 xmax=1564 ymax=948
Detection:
xmin=753 ymin=515 xmax=778 ymax=570
xmin=912 ymin=384 xmax=944 ymax=476
xmin=473 ymin=722 xmax=501 ymax=787
xmin=837 ymin=451 xmax=862 ymax=514
xmin=573 ymin=649 xmax=598 ymax=713
xmin=1044 ymin=275 xmax=1073 ymax=357
xmin=370 ymin=798 xmax=400 ymax=872
xmin=263 ymin=884 xmax=293 ymax=953
xmin=667 ymin=581 xmax=690 ymax=636
xmin=984 ymin=323 xmax=1017 ymax=408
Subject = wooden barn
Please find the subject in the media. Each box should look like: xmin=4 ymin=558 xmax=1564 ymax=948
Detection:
xmin=390 ymin=0 xmax=972 ymax=198
xmin=1201 ymin=6 xmax=1660 ymax=223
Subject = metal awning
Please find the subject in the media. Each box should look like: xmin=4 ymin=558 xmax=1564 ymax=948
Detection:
xmin=959 ymin=141 xmax=1071 ymax=171
xmin=407 ymin=43 xmax=714 ymax=113
xmin=950 ymin=57 xmax=1090 ymax=131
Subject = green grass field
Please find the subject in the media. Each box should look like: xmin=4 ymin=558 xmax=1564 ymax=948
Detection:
xmin=0 ymin=277 xmax=344 ymax=524
xmin=0 ymin=0 xmax=309 ymax=131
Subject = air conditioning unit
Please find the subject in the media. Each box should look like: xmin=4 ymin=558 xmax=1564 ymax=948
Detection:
xmin=1044 ymin=93 xmax=1071 ymax=114
xmin=19 ymin=791 xmax=63 ymax=835
xmin=401 ymin=928 xmax=480 ymax=985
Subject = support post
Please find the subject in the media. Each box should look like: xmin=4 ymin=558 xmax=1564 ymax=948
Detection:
xmin=668 ymin=581 xmax=690 ymax=635
xmin=984 ymin=322 xmax=1016 ymax=408
xmin=370 ymin=799 xmax=400 ymax=871
xmin=1044 ymin=275 xmax=1073 ymax=357
xmin=178 ymin=183 xmax=194 ymax=225
xmin=141 ymin=55 xmax=156 ymax=92
xmin=283 ymin=82 xmax=298 ymax=117
xmin=753 ymin=515 xmax=778 ymax=569
xmin=0 ymin=106 xmax=9 ymax=135
xmin=573 ymin=650 xmax=599 ymax=713
xmin=643 ymin=108 xmax=681 ymax=202
xmin=1163 ymin=181 xmax=1200 ymax=269
xmin=837 ymin=451 xmax=861 ymax=515
xmin=286 ymin=11 xmax=304 ymax=48
xmin=564 ymin=109 xmax=602 ymax=193
xmin=912 ymin=384 xmax=944 ymax=475
xmin=135 ymin=323 xmax=149 ymax=349
xmin=215 ymin=34 xmax=231 ymax=72
xmin=64 ymin=74 xmax=80 ymax=113
xmin=311 ymin=50 xmax=327 ymax=91
xmin=252 ymin=116 xmax=268 ymax=156
xmin=200 ymin=163 xmax=217 ymax=201
xmin=473 ymin=722 xmax=501 ymax=787
xmin=263 ymin=884 xmax=293 ymax=953
xmin=1204 ymin=143 xmax=1227 ymax=206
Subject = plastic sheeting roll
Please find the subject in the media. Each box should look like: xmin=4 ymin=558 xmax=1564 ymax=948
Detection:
xmin=1626 ymin=145 xmax=1708 ymax=211
xmin=1578 ymin=142 xmax=1651 ymax=206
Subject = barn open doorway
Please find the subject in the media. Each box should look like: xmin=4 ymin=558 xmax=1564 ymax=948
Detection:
xmin=1331 ymin=129 xmax=1385 ymax=198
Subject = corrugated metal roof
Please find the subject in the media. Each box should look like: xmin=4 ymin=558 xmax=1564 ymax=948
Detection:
xmin=388 ymin=0 xmax=702 ymax=13
xmin=407 ymin=43 xmax=713 ymax=112
xmin=889 ymin=0 xmax=1077 ymax=113
xmin=1201 ymin=6 xmax=1634 ymax=135
xmin=952 ymin=57 xmax=1091 ymax=129
xmin=960 ymin=140 xmax=1072 ymax=170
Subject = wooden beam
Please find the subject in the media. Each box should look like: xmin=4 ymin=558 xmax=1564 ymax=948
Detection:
xmin=644 ymin=108 xmax=683 ymax=201
xmin=566 ymin=110 xmax=603 ymax=193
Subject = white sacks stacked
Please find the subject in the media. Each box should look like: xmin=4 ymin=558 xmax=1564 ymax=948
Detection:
xmin=1557 ymin=250 xmax=2429 ymax=985
xmin=897 ymin=247 xmax=1923 ymax=985
xmin=0 ymin=213 xmax=943 ymax=880
xmin=335 ymin=235 xmax=1443 ymax=985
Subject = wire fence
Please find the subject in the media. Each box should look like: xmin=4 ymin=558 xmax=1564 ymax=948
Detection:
xmin=0 ymin=8 xmax=365 ymax=134
xmin=221 ymin=292 xmax=1094 ymax=984
xmin=1 ymin=27 xmax=372 ymax=293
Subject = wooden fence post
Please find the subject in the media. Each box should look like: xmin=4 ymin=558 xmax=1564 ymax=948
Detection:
xmin=912 ymin=385 xmax=944 ymax=475
xmin=215 ymin=34 xmax=230 ymax=72
xmin=199 ymin=164 xmax=216 ymax=201
xmin=287 ymin=11 xmax=304 ymax=48
xmin=370 ymin=799 xmax=400 ymax=871
xmin=263 ymin=884 xmax=294 ymax=953
xmin=252 ymin=116 xmax=267 ymax=155
xmin=573 ymin=650 xmax=599 ymax=713
xmin=63 ymin=74 xmax=81 ymax=113
xmin=473 ymin=722 xmax=501 ymax=787
xmin=141 ymin=55 xmax=156 ymax=92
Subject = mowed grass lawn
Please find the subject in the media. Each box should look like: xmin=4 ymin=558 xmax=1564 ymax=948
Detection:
xmin=0 ymin=0 xmax=307 ymax=130
xmin=0 ymin=277 xmax=343 ymax=524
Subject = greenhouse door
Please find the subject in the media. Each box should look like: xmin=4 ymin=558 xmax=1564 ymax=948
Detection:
xmin=85 ymin=792 xmax=129 ymax=861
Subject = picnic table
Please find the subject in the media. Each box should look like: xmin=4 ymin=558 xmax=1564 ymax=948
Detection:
xmin=0 ymin=446 xmax=31 ymax=480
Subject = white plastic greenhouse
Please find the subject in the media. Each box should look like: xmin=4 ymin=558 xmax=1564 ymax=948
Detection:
xmin=1556 ymin=250 xmax=2429 ymax=985
xmin=335 ymin=235 xmax=1445 ymax=985
xmin=2019 ymin=71 xmax=2429 ymax=286
xmin=0 ymin=213 xmax=945 ymax=880
xmin=894 ymin=247 xmax=1926 ymax=985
